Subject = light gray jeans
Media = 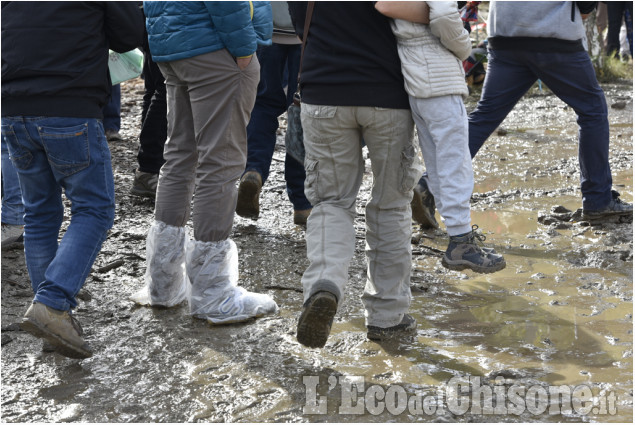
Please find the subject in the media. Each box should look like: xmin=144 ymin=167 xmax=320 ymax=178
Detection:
xmin=156 ymin=49 xmax=260 ymax=242
xmin=300 ymin=104 xmax=422 ymax=328
xmin=410 ymin=95 xmax=473 ymax=236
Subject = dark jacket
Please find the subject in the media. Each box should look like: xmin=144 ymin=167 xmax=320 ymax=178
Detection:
xmin=288 ymin=2 xmax=410 ymax=109
xmin=1 ymin=1 xmax=144 ymax=118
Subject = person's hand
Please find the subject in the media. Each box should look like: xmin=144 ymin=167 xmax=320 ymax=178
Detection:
xmin=236 ymin=54 xmax=253 ymax=70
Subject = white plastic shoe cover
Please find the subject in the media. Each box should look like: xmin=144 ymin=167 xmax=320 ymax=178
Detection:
xmin=186 ymin=238 xmax=278 ymax=324
xmin=130 ymin=221 xmax=188 ymax=307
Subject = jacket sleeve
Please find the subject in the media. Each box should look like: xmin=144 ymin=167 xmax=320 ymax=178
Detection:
xmin=205 ymin=1 xmax=258 ymax=58
xmin=429 ymin=1 xmax=472 ymax=61
xmin=104 ymin=1 xmax=145 ymax=53
xmin=252 ymin=1 xmax=273 ymax=47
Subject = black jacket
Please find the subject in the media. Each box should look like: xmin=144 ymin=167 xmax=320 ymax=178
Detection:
xmin=1 ymin=1 xmax=144 ymax=118
xmin=289 ymin=2 xmax=410 ymax=109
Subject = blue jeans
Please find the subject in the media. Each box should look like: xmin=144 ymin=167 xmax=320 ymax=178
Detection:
xmin=103 ymin=84 xmax=121 ymax=132
xmin=245 ymin=43 xmax=312 ymax=211
xmin=468 ymin=48 xmax=612 ymax=210
xmin=1 ymin=136 xmax=25 ymax=225
xmin=1 ymin=117 xmax=115 ymax=311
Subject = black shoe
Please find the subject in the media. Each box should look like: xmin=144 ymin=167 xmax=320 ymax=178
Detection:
xmin=296 ymin=291 xmax=338 ymax=348
xmin=582 ymin=190 xmax=633 ymax=221
xmin=236 ymin=171 xmax=262 ymax=220
xmin=411 ymin=177 xmax=439 ymax=229
xmin=442 ymin=225 xmax=506 ymax=274
xmin=367 ymin=314 xmax=416 ymax=341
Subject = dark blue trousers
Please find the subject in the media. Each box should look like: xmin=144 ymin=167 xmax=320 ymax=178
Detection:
xmin=468 ymin=48 xmax=612 ymax=210
xmin=245 ymin=43 xmax=311 ymax=211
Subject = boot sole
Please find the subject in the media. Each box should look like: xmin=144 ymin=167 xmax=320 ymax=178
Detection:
xmin=581 ymin=210 xmax=633 ymax=222
xmin=296 ymin=292 xmax=338 ymax=348
xmin=130 ymin=186 xmax=156 ymax=198
xmin=442 ymin=256 xmax=507 ymax=274
xmin=20 ymin=318 xmax=92 ymax=359
xmin=236 ymin=179 xmax=261 ymax=220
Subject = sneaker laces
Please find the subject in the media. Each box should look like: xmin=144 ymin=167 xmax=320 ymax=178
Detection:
xmin=469 ymin=224 xmax=487 ymax=245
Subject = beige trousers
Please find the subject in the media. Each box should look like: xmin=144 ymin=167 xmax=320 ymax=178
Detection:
xmin=300 ymin=104 xmax=421 ymax=328
xmin=156 ymin=49 xmax=259 ymax=242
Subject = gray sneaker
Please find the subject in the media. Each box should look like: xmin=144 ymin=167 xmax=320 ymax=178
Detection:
xmin=1 ymin=223 xmax=24 ymax=249
xmin=20 ymin=302 xmax=92 ymax=359
xmin=367 ymin=314 xmax=417 ymax=341
xmin=236 ymin=171 xmax=262 ymax=220
xmin=442 ymin=225 xmax=506 ymax=274
xmin=411 ymin=177 xmax=439 ymax=229
xmin=130 ymin=169 xmax=158 ymax=198
xmin=296 ymin=291 xmax=338 ymax=348
xmin=582 ymin=190 xmax=633 ymax=221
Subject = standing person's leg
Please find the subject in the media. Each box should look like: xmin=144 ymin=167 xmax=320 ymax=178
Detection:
xmin=174 ymin=50 xmax=277 ymax=323
xmin=606 ymin=2 xmax=627 ymax=57
xmin=132 ymin=60 xmax=197 ymax=308
xmin=411 ymin=96 xmax=505 ymax=273
xmin=132 ymin=47 xmax=167 ymax=198
xmin=237 ymin=44 xmax=288 ymax=220
xmin=5 ymin=116 xmax=115 ymax=358
xmin=103 ymin=84 xmax=122 ymax=141
xmin=281 ymin=44 xmax=312 ymax=225
xmin=297 ymin=105 xmax=364 ymax=348
xmin=285 ymin=152 xmax=312 ymax=223
xmin=359 ymin=107 xmax=419 ymax=338
xmin=411 ymin=96 xmax=472 ymax=236
xmin=1 ymin=135 xmax=25 ymax=247
xmin=468 ymin=49 xmax=537 ymax=158
xmin=531 ymin=50 xmax=630 ymax=217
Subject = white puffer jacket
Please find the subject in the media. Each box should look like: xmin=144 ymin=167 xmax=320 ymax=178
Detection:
xmin=391 ymin=1 xmax=471 ymax=99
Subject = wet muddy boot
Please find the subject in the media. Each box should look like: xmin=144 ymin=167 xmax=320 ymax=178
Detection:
xmin=367 ymin=313 xmax=417 ymax=341
xmin=293 ymin=208 xmax=312 ymax=226
xmin=296 ymin=290 xmax=338 ymax=348
xmin=130 ymin=221 xmax=188 ymax=307
xmin=236 ymin=171 xmax=262 ymax=220
xmin=442 ymin=225 xmax=506 ymax=274
xmin=20 ymin=302 xmax=92 ymax=359
xmin=411 ymin=176 xmax=439 ymax=229
xmin=186 ymin=238 xmax=278 ymax=324
xmin=582 ymin=190 xmax=633 ymax=222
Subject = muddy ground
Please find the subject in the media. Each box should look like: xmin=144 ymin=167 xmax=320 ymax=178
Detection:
xmin=1 ymin=78 xmax=633 ymax=423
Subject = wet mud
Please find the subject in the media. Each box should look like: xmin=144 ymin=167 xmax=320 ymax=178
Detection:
xmin=1 ymin=80 xmax=632 ymax=422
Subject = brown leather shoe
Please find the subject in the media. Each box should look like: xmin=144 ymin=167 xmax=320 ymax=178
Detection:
xmin=293 ymin=208 xmax=312 ymax=226
xmin=20 ymin=303 xmax=92 ymax=359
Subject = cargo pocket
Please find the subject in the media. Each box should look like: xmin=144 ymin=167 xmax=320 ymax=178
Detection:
xmin=303 ymin=156 xmax=320 ymax=205
xmin=399 ymin=144 xmax=423 ymax=194
xmin=37 ymin=123 xmax=90 ymax=176
xmin=1 ymin=124 xmax=32 ymax=170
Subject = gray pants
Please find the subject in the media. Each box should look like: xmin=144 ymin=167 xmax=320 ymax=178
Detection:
xmin=300 ymin=104 xmax=422 ymax=328
xmin=156 ymin=49 xmax=260 ymax=242
xmin=410 ymin=95 xmax=473 ymax=236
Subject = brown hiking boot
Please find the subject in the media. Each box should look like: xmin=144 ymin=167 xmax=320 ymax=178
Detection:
xmin=236 ymin=171 xmax=262 ymax=220
xmin=20 ymin=302 xmax=92 ymax=359
xmin=293 ymin=208 xmax=312 ymax=226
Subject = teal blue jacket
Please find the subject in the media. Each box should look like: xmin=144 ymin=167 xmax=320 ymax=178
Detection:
xmin=144 ymin=1 xmax=272 ymax=62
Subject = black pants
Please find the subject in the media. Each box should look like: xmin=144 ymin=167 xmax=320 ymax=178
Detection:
xmin=137 ymin=35 xmax=167 ymax=174
xmin=606 ymin=1 xmax=633 ymax=57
